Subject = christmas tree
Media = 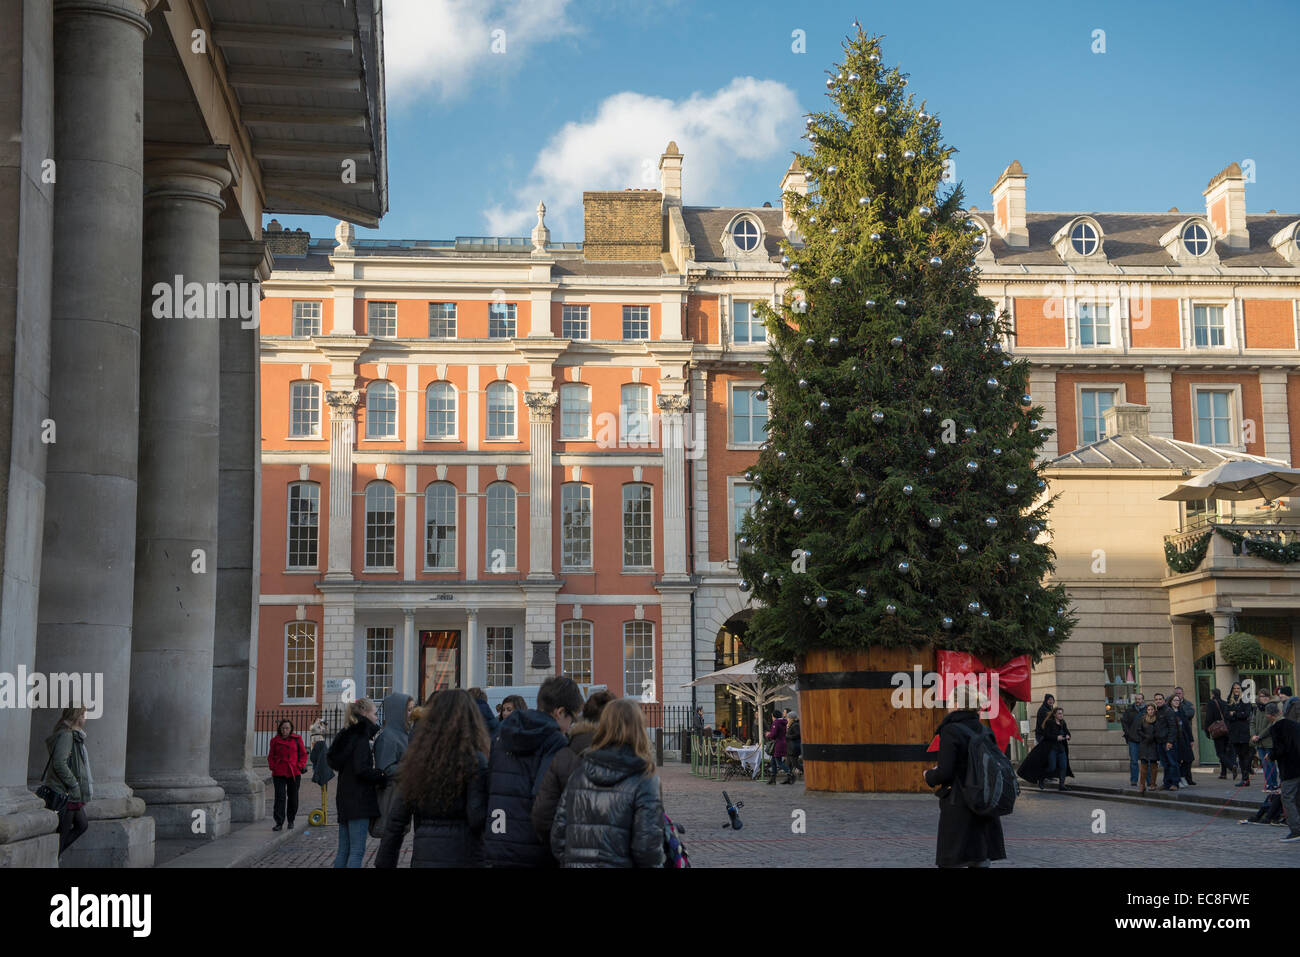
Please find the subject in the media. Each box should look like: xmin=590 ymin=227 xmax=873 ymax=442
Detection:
xmin=737 ymin=28 xmax=1073 ymax=669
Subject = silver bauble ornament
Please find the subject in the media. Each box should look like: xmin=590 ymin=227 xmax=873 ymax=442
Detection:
xmin=1029 ymin=419 xmax=1040 ymax=429
xmin=1002 ymin=359 xmax=1012 ymax=368
xmin=890 ymin=336 xmax=903 ymax=347
xmin=858 ymin=196 xmax=870 ymax=206
xmin=829 ymin=227 xmax=838 ymax=235
xmin=762 ymin=571 xmax=772 ymax=583
xmin=875 ymin=151 xmax=887 ymax=161
xmin=848 ymin=72 xmax=860 ymax=81
xmin=902 ymin=484 xmax=914 ymax=495
xmin=967 ymin=601 xmax=982 ymax=613
xmin=966 ymin=461 xmax=979 ymax=472
xmin=928 ymin=516 xmax=942 ymax=528
xmin=957 ymin=543 xmax=969 ymax=555
xmin=918 ymin=111 xmax=930 ymax=121
xmin=872 ymin=104 xmax=887 ymax=116
xmin=828 ymin=336 xmax=839 ymax=346
xmin=738 ymin=535 xmax=749 ymax=546
xmin=786 ymin=497 xmax=797 ymax=508
xmin=985 ymin=516 xmax=998 ymax=527
xmin=990 ymin=343 xmax=1003 ymax=354
xmin=895 ymin=298 xmax=907 ymax=308
xmin=926 ymin=447 xmax=937 ymax=458
xmin=986 ymin=377 xmax=999 ymax=389
xmin=1009 ymin=552 xmax=1020 ymax=565
xmin=754 ymin=390 xmax=768 ymax=402
xmin=855 ymin=588 xmax=868 ymax=599
xmin=919 ymin=205 xmax=932 ymax=217
xmin=1037 ymin=479 xmax=1046 ymax=489
xmin=780 ymin=255 xmax=790 ymax=266
xmin=871 ymin=410 xmax=884 ymax=424
xmin=790 ymin=263 xmax=800 ymax=271
xmin=793 ymin=507 xmax=804 ymax=519
xmin=1005 ymin=483 xmax=1018 ymax=494
xmin=981 ymin=610 xmax=990 ymax=618
xmin=798 ymin=378 xmax=808 ymax=389
xmin=922 ymin=406 xmax=934 ymax=416
xmin=992 ymin=447 xmax=1002 ymax=455
xmin=826 ymin=165 xmax=838 ymax=174
xmin=819 ymin=400 xmax=830 ymax=411
xmin=868 ymin=53 xmax=880 ymax=64
xmin=802 ymin=419 xmax=813 ymax=430
xmin=903 ymin=150 xmax=916 ymax=161
xmin=830 ymin=276 xmax=842 ymax=286
xmin=854 ymin=491 xmax=867 ymax=503
xmin=897 ymin=561 xmax=911 ymax=574
xmin=739 ymin=579 xmax=751 ymax=591
xmin=929 ymin=256 xmax=943 ymax=266
xmin=930 ymin=363 xmax=944 ymax=375
xmin=870 ymin=232 xmax=882 ymax=241
xmin=803 ymin=596 xmax=811 ymax=605
xmin=865 ymin=298 xmax=877 ymax=308
xmin=964 ymin=427 xmax=977 ymax=437
xmin=805 ymin=336 xmax=815 ymax=346
xmin=815 ymin=595 xmax=829 ymax=609
xmin=1021 ymin=393 xmax=1033 ymax=404
xmin=840 ymin=456 xmax=850 ymax=467
xmin=777 ymin=450 xmax=787 ymax=461
xmin=941 ymin=616 xmax=954 ymax=630
xmin=826 ymin=78 xmax=835 ymax=88
xmin=1046 ymin=626 xmax=1056 ymax=637
xmin=884 ymin=603 xmax=897 ymax=615
xmin=967 ymin=312 xmax=981 ymax=322
xmin=942 ymin=328 xmax=955 ymax=338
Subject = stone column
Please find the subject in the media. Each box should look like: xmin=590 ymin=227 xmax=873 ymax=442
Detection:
xmin=464 ymin=607 xmax=480 ymax=689
xmin=657 ymin=393 xmax=690 ymax=580
xmin=1212 ymin=611 xmax=1237 ymax=694
xmin=321 ymin=593 xmax=355 ymax=693
xmin=524 ymin=391 xmax=557 ymax=580
xmin=209 ymin=240 xmax=270 ymax=823
xmin=523 ymin=584 xmax=559 ymax=685
xmin=126 ymin=153 xmax=233 ymax=841
xmin=30 ymin=0 xmax=160 ymax=868
xmin=402 ymin=608 xmax=417 ymax=698
xmin=325 ymin=390 xmax=359 ymax=580
xmin=657 ymin=585 xmax=695 ymax=712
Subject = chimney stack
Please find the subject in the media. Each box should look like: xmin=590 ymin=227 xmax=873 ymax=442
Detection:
xmin=990 ymin=160 xmax=1028 ymax=249
xmin=1203 ymin=162 xmax=1248 ymax=250
xmin=1102 ymin=403 xmax=1151 ymax=439
xmin=779 ymin=158 xmax=808 ymax=239
xmin=658 ymin=142 xmax=682 ymax=207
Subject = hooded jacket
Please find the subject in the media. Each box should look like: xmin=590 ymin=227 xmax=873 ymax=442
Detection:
xmin=550 ymin=746 xmax=665 ymax=868
xmin=924 ymin=710 xmax=1007 ymax=867
xmin=765 ymin=717 xmax=787 ymax=759
xmin=1034 ymin=701 xmax=1054 ymax=743
xmin=43 ymin=727 xmax=92 ymax=804
xmin=531 ymin=719 xmax=597 ymax=843
xmin=1251 ymin=702 xmax=1273 ymax=741
xmin=483 ymin=709 xmax=568 ymax=867
xmin=1267 ymin=716 xmax=1300 ymax=781
xmin=326 ymin=716 xmax=384 ymax=822
xmin=376 ymin=752 xmax=490 ymax=868
xmin=373 ymin=693 xmax=413 ymax=777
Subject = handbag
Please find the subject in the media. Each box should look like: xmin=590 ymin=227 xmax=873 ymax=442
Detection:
xmin=34 ymin=754 xmax=69 ymax=814
xmin=1207 ymin=719 xmax=1228 ymax=740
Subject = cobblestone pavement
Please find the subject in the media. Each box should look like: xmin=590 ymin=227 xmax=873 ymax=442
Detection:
xmin=247 ymin=763 xmax=1300 ymax=868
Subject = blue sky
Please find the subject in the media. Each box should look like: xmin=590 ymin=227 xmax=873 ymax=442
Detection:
xmin=274 ymin=0 xmax=1300 ymax=242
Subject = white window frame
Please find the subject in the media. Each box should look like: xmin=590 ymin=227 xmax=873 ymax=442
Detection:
xmin=731 ymin=218 xmax=761 ymax=253
xmin=485 ymin=625 xmax=515 ymax=686
xmin=286 ymin=481 xmax=321 ymax=570
xmin=1075 ymin=300 xmax=1116 ymax=349
xmin=367 ymin=301 xmax=397 ymax=338
xmin=364 ymin=626 xmax=395 ymax=700
xmin=561 ymin=304 xmax=590 ymax=341
xmin=731 ymin=299 xmax=766 ymax=345
xmin=283 ymin=621 xmax=317 ymax=705
xmin=424 ymin=481 xmax=457 ymax=570
xmin=1075 ymin=383 xmax=1125 ymax=448
xmin=560 ymin=482 xmax=593 ymax=570
xmin=489 ymin=302 xmax=517 ymax=339
xmin=291 ymin=300 xmax=322 ymax=338
xmin=728 ymin=380 xmax=769 ymax=450
xmin=485 ymin=482 xmax=517 ymax=572
xmin=1189 ymin=300 xmax=1234 ymax=350
xmin=428 ymin=302 xmax=457 ymax=339
xmin=1069 ymin=220 xmax=1099 ymax=256
xmin=619 ymin=383 xmax=652 ymax=446
xmin=288 ymin=380 xmax=322 ymax=438
xmin=561 ymin=620 xmax=593 ymax=684
xmin=1191 ymin=384 xmax=1244 ymax=450
xmin=1182 ymin=222 xmax=1212 ymax=257
xmin=485 ymin=381 xmax=517 ymax=441
xmin=558 ymin=383 xmax=592 ymax=440
xmin=363 ymin=481 xmax=397 ymax=571
xmin=425 ymin=381 xmax=458 ymax=441
xmin=621 ymin=482 xmax=653 ymax=571
xmin=622 ymin=620 xmax=655 ymax=700
xmin=726 ymin=477 xmax=760 ymax=563
xmin=366 ymin=381 xmax=399 ymax=440
xmin=622 ymin=305 xmax=651 ymax=341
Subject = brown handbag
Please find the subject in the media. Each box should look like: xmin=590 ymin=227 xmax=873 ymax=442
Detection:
xmin=1207 ymin=719 xmax=1228 ymax=740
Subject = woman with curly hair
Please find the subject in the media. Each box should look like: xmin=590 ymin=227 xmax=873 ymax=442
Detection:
xmin=376 ymin=688 xmax=490 ymax=868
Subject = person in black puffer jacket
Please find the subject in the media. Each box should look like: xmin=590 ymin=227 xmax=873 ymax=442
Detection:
xmin=923 ymin=684 xmax=1006 ymax=868
xmin=326 ymin=698 xmax=387 ymax=868
xmin=550 ymin=697 xmax=666 ymax=868
xmin=1224 ymin=683 xmax=1253 ymax=787
xmin=484 ymin=676 xmax=584 ymax=868
xmin=532 ymin=689 xmax=615 ymax=845
xmin=377 ymin=689 xmax=490 ymax=868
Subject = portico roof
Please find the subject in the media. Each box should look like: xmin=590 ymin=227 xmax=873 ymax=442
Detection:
xmin=1048 ymin=434 xmax=1289 ymax=470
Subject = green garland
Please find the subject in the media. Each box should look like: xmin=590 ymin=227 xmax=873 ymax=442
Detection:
xmin=1164 ymin=531 xmax=1212 ymax=573
xmin=1166 ymin=527 xmax=1300 ymax=573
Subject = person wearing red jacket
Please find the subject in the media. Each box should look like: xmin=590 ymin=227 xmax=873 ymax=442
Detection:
xmin=268 ymin=719 xmax=309 ymax=831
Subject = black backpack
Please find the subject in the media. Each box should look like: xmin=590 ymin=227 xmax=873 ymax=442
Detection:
xmin=951 ymin=722 xmax=1018 ymax=817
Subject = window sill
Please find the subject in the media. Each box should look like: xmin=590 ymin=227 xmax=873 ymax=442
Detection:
xmin=561 ymin=567 xmax=594 ymax=575
xmin=362 ymin=568 xmax=399 ymax=574
xmin=285 ymin=435 xmax=324 ymax=441
xmin=424 ymin=437 xmax=460 ymax=443
xmin=621 ymin=568 xmax=654 ymax=575
xmin=284 ymin=568 xmax=320 ymax=575
xmin=281 ymin=699 xmax=318 ymax=707
xmin=422 ymin=567 xmax=460 ymax=573
xmin=726 ymin=444 xmax=764 ymax=452
xmin=363 ymin=437 xmax=402 ymax=443
xmin=483 ymin=438 xmax=519 ymax=443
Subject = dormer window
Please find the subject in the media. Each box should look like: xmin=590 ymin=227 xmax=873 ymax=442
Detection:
xmin=732 ymin=217 xmax=761 ymax=252
xmin=1181 ymin=222 xmax=1211 ymax=257
xmin=1070 ymin=221 xmax=1099 ymax=256
xmin=971 ymin=222 xmax=987 ymax=253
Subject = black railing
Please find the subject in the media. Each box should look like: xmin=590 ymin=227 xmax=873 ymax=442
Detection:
xmin=254 ymin=703 xmax=385 ymax=757
xmin=639 ymin=704 xmax=695 ymax=764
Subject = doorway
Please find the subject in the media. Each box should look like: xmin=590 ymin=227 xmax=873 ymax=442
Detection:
xmin=419 ymin=630 xmax=460 ymax=701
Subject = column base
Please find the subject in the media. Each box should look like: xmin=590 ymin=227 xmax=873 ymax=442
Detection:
xmin=59 ymin=815 xmax=155 ymax=868
xmin=131 ymin=781 xmax=231 ymax=840
xmin=0 ymin=788 xmax=61 ymax=866
xmin=212 ymin=769 xmax=266 ymax=823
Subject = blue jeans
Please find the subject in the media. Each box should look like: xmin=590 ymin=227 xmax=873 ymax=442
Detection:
xmin=1046 ymin=748 xmax=1068 ymax=781
xmin=1127 ymin=741 xmax=1141 ymax=784
xmin=1161 ymin=747 xmax=1181 ymax=786
xmin=334 ymin=817 xmax=370 ymax=868
xmin=1259 ymin=748 xmax=1278 ymax=790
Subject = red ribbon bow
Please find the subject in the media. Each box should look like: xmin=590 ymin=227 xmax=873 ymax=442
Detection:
xmin=926 ymin=651 xmax=1032 ymax=753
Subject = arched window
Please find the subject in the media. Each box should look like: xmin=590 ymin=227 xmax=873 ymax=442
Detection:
xmin=731 ymin=217 xmax=761 ymax=252
xmin=366 ymin=381 xmax=398 ymax=439
xmin=289 ymin=380 xmax=321 ymax=437
xmin=426 ymin=382 xmax=457 ymax=439
xmin=364 ymin=481 xmax=396 ymax=569
xmin=1182 ymin=222 xmax=1211 ymax=257
xmin=485 ymin=482 xmax=516 ymax=571
xmin=425 ymin=482 xmax=457 ymax=569
xmin=486 ymin=381 xmax=516 ymax=440
xmin=1069 ymin=221 xmax=1099 ymax=256
xmin=559 ymin=383 xmax=591 ymax=440
xmin=286 ymin=482 xmax=319 ymax=568
xmin=620 ymin=383 xmax=651 ymax=445
xmin=284 ymin=621 xmax=317 ymax=703
xmin=560 ymin=482 xmax=593 ymax=568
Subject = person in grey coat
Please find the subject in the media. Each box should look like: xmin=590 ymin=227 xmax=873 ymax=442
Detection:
xmin=41 ymin=707 xmax=93 ymax=857
xmin=550 ymin=698 xmax=665 ymax=868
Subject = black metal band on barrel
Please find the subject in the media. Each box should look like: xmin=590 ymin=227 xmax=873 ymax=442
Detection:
xmin=796 ymin=670 xmax=898 ymax=690
xmin=802 ymin=743 xmax=933 ymax=762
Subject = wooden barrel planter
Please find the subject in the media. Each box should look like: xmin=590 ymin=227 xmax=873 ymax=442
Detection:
xmin=797 ymin=645 xmax=938 ymax=793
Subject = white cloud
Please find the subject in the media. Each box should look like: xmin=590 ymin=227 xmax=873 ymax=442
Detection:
xmin=383 ymin=0 xmax=577 ymax=103
xmin=484 ymin=77 xmax=802 ymax=237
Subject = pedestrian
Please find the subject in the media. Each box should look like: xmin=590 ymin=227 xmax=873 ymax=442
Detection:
xmin=1040 ymin=706 xmax=1073 ymax=792
xmin=786 ymin=712 xmax=803 ymax=775
xmin=483 ymin=675 xmax=583 ymax=868
xmin=924 ymin=683 xmax=1007 ymax=868
xmin=468 ymin=687 xmax=500 ymax=737
xmin=500 ymin=694 xmax=528 ymax=721
xmin=375 ymin=689 xmax=490 ymax=868
xmin=1204 ymin=688 xmax=1237 ymax=779
xmin=326 ymin=697 xmax=387 ymax=868
xmin=1251 ymin=692 xmax=1277 ymax=791
xmin=1225 ymin=682 xmax=1253 ymax=788
xmin=1172 ymin=686 xmax=1195 ymax=725
xmin=532 ymin=689 xmax=615 ymax=844
xmin=1264 ymin=696 xmax=1300 ymax=843
xmin=1168 ymin=693 xmax=1196 ymax=786
xmin=549 ymin=697 xmax=666 ymax=868
xmin=1121 ymin=693 xmax=1146 ymax=787
xmin=1034 ymin=694 xmax=1056 ymax=744
xmin=1152 ymin=692 xmax=1181 ymax=790
xmin=371 ymin=692 xmax=414 ymax=837
xmin=267 ymin=719 xmax=308 ymax=831
xmin=765 ymin=708 xmax=792 ymax=785
xmin=692 ymin=706 xmax=704 ymax=734
xmin=38 ymin=707 xmax=92 ymax=858
xmin=1242 ymin=701 xmax=1285 ymax=826
xmin=1135 ymin=703 xmax=1160 ymax=793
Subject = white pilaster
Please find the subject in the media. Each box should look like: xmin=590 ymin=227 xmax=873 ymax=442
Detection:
xmin=691 ymin=369 xmax=710 ymax=571
xmin=657 ymin=392 xmax=690 ymax=580
xmin=1028 ymin=367 xmax=1058 ymax=459
xmin=464 ymin=607 xmax=480 ymax=689
xmin=1145 ymin=370 xmax=1174 ymax=438
xmin=1258 ymin=370 xmax=1290 ymax=461
xmin=466 ymin=465 xmax=479 ymax=575
xmin=523 ymin=587 xmax=558 ymax=685
xmin=525 ymin=391 xmax=557 ymax=579
xmin=403 ymin=464 xmax=417 ymax=579
xmin=322 ymin=594 xmax=356 ymax=693
xmin=402 ymin=608 xmax=417 ymax=697
xmin=325 ymin=391 xmax=359 ymax=580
